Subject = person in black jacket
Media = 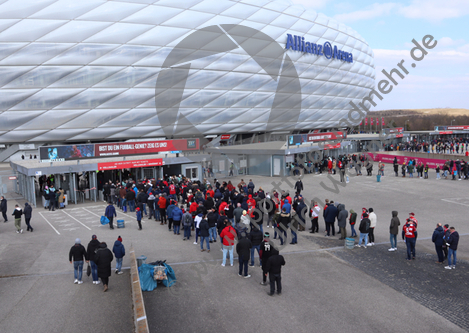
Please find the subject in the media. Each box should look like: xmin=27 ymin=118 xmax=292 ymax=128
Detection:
xmin=199 ymin=216 xmax=210 ymax=252
xmin=259 ymin=233 xmax=276 ymax=285
xmin=12 ymin=204 xmax=23 ymax=234
xmin=294 ymin=180 xmax=303 ymax=194
xmin=356 ymin=213 xmax=370 ymax=248
xmin=265 ymin=251 xmax=285 ymax=296
xmin=1 ymin=196 xmax=7 ymax=222
xmin=69 ymin=238 xmax=87 ymax=284
xmin=86 ymin=235 xmax=101 ymax=284
xmin=248 ymin=227 xmax=263 ymax=266
xmin=432 ymin=223 xmax=445 ymax=264
xmin=236 ymin=233 xmax=252 ymax=278
xmin=445 ymin=227 xmax=459 ymax=269
xmin=95 ymin=242 xmax=113 ymax=292
xmin=324 ymin=201 xmax=338 ymax=237
xmin=23 ymin=202 xmax=33 ymax=232
xmin=277 ymin=209 xmax=291 ymax=245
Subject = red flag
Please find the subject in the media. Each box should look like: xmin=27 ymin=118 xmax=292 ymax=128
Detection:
xmin=360 ymin=121 xmax=363 ymax=125
xmin=371 ymin=118 xmax=374 ymax=125
xmin=365 ymin=118 xmax=368 ymax=125
xmin=382 ymin=118 xmax=385 ymax=126
xmin=376 ymin=117 xmax=379 ymax=125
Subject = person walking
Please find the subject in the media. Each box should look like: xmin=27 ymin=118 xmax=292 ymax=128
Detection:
xmin=324 ymin=200 xmax=338 ymax=237
xmin=172 ymin=205 xmax=183 ymax=235
xmin=104 ymin=202 xmax=117 ymax=230
xmin=69 ymin=238 xmax=87 ymax=284
xmin=356 ymin=212 xmax=370 ymax=248
xmin=388 ymin=211 xmax=400 ymax=251
xmin=432 ymin=223 xmax=445 ymax=264
xmin=277 ymin=208 xmax=290 ymax=245
xmin=136 ymin=207 xmax=142 ymax=230
xmin=265 ymin=250 xmax=285 ymax=296
xmin=199 ymin=215 xmax=210 ymax=252
xmin=445 ymin=227 xmax=459 ymax=269
xmin=112 ymin=236 xmax=125 ymax=274
xmin=95 ymin=242 xmax=114 ymax=292
xmin=220 ymin=221 xmax=236 ymax=267
xmin=23 ymin=202 xmax=33 ymax=232
xmin=309 ymin=201 xmax=320 ymax=233
xmin=1 ymin=196 xmax=7 ymax=222
xmin=12 ymin=204 xmax=23 ymax=234
xmin=367 ymin=208 xmax=377 ymax=246
xmin=402 ymin=218 xmax=418 ymax=260
xmin=236 ymin=233 xmax=252 ymax=278
xmin=86 ymin=235 xmax=101 ymax=285
xmin=182 ymin=210 xmax=193 ymax=241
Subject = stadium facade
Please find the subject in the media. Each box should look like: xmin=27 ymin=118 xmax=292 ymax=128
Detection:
xmin=0 ymin=0 xmax=375 ymax=144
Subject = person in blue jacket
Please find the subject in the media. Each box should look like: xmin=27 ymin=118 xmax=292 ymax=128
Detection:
xmin=431 ymin=223 xmax=445 ymax=264
xmin=105 ymin=202 xmax=117 ymax=229
xmin=136 ymin=207 xmax=142 ymax=230
xmin=112 ymin=236 xmax=125 ymax=274
xmin=282 ymin=200 xmax=291 ymax=214
xmin=172 ymin=205 xmax=183 ymax=235
xmin=166 ymin=200 xmax=177 ymax=232
xmin=324 ymin=200 xmax=338 ymax=237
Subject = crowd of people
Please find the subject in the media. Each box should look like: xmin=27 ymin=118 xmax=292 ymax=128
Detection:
xmin=392 ymin=137 xmax=469 ymax=155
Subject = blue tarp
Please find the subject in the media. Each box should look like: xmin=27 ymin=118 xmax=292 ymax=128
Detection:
xmin=138 ymin=263 xmax=176 ymax=291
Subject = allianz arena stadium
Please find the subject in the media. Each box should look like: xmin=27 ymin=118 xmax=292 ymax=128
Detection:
xmin=0 ymin=0 xmax=375 ymax=143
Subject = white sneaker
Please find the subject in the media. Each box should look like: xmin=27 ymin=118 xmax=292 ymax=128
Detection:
xmin=117 ymin=271 xmax=123 ymax=275
xmin=96 ymin=280 xmax=101 ymax=285
xmin=355 ymin=244 xmax=361 ymax=247
xmin=394 ymin=248 xmax=397 ymax=251
xmin=78 ymin=281 xmax=83 ymax=284
xmin=221 ymin=263 xmax=225 ymax=267
xmin=452 ymin=265 xmax=456 ymax=269
xmin=444 ymin=266 xmax=452 ymax=269
xmin=74 ymin=279 xmax=78 ymax=284
xmin=93 ymin=281 xmax=96 ymax=284
xmin=244 ymin=275 xmax=251 ymax=279
xmin=363 ymin=246 xmax=367 ymax=248
xmin=193 ymin=242 xmax=197 ymax=245
xmin=371 ymin=242 xmax=375 ymax=245
xmin=367 ymin=243 xmax=372 ymax=246
xmin=388 ymin=248 xmax=395 ymax=252
xmin=230 ymin=264 xmax=233 ymax=266
xmin=20 ymin=229 xmax=23 ymax=233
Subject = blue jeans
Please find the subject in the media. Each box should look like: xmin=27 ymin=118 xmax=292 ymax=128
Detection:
xmin=291 ymin=230 xmax=297 ymax=244
xmin=90 ymin=261 xmax=98 ymax=281
xmin=390 ymin=234 xmax=397 ymax=248
xmin=436 ymin=173 xmax=440 ymax=179
xmin=173 ymin=224 xmax=180 ymax=234
xmin=154 ymin=207 xmax=160 ymax=220
xmin=128 ymin=200 xmax=135 ymax=212
xmin=121 ymin=199 xmax=126 ymax=210
xmin=73 ymin=261 xmax=83 ymax=281
xmin=200 ymin=236 xmax=210 ymax=250
xmin=279 ymin=229 xmax=288 ymax=245
xmin=209 ymin=227 xmax=217 ymax=241
xmin=116 ymin=257 xmax=123 ymax=272
xmin=222 ymin=246 xmax=234 ymax=266
xmin=405 ymin=237 xmax=416 ymax=259
xmin=250 ymin=244 xmax=261 ymax=266
xmin=183 ymin=225 xmax=191 ymax=239
xmin=142 ymin=203 xmax=147 ymax=215
xmin=238 ymin=256 xmax=248 ymax=276
xmin=351 ymin=224 xmax=357 ymax=237
xmin=195 ymin=228 xmax=200 ymax=243
xmin=448 ymin=248 xmax=457 ymax=266
xmin=358 ymin=233 xmax=368 ymax=246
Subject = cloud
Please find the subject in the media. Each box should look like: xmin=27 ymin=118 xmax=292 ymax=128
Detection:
xmin=399 ymin=0 xmax=469 ymax=21
xmin=333 ymin=3 xmax=397 ymax=23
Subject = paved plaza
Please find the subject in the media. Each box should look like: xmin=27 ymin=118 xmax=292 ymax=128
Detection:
xmin=0 ymin=163 xmax=468 ymax=332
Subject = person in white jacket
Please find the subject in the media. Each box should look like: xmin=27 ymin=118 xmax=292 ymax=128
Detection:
xmin=367 ymin=208 xmax=377 ymax=246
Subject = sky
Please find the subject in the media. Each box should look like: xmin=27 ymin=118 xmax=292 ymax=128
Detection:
xmin=291 ymin=0 xmax=469 ymax=111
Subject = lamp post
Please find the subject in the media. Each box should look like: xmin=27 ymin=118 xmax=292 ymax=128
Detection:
xmin=451 ymin=119 xmax=455 ymax=126
xmin=405 ymin=120 xmax=409 ymax=132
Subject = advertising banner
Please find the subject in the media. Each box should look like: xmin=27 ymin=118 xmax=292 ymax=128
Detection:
xmin=97 ymin=158 xmax=164 ymax=171
xmin=366 ymin=153 xmax=447 ymax=169
xmin=447 ymin=126 xmax=469 ymax=130
xmin=95 ymin=139 xmax=199 ymax=157
xmin=307 ymin=131 xmax=346 ymax=142
xmin=39 ymin=144 xmax=95 ymax=162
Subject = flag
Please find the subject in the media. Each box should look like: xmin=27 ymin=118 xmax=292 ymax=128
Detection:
xmin=376 ymin=117 xmax=379 ymax=125
xmin=382 ymin=118 xmax=385 ymax=126
xmin=365 ymin=118 xmax=368 ymax=125
xmin=371 ymin=118 xmax=374 ymax=125
xmin=360 ymin=121 xmax=362 ymax=125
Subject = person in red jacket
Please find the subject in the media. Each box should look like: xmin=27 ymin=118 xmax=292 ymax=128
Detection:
xmin=408 ymin=212 xmax=418 ymax=228
xmin=247 ymin=194 xmax=256 ymax=208
xmin=220 ymin=222 xmax=236 ymax=267
xmin=218 ymin=201 xmax=228 ymax=214
xmin=158 ymin=194 xmax=167 ymax=225
xmin=402 ymin=219 xmax=418 ymax=260
xmin=206 ymin=187 xmax=214 ymax=199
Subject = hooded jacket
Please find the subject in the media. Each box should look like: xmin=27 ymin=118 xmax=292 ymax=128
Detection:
xmin=324 ymin=204 xmax=338 ymax=223
xmin=23 ymin=203 xmax=32 ymax=219
xmin=337 ymin=204 xmax=348 ymax=228
xmin=359 ymin=217 xmax=370 ymax=233
xmin=389 ymin=211 xmax=400 ymax=235
xmin=432 ymin=226 xmax=444 ymax=246
xmin=95 ymin=243 xmax=114 ymax=278
xmin=368 ymin=211 xmax=377 ymax=228
xmin=12 ymin=207 xmax=22 ymax=219
xmin=112 ymin=240 xmax=125 ymax=258
xmin=349 ymin=209 xmax=357 ymax=225
xmin=447 ymin=231 xmax=459 ymax=250
xmin=86 ymin=239 xmax=100 ymax=262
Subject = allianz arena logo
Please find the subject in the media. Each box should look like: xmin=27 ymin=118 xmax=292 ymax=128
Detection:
xmin=155 ymin=24 xmax=301 ymax=137
xmin=285 ymin=34 xmax=353 ymax=63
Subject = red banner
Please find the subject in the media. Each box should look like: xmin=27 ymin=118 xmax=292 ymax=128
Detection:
xmin=382 ymin=118 xmax=385 ymax=126
xmin=371 ymin=118 xmax=374 ymax=125
xmin=364 ymin=118 xmax=368 ymax=126
xmin=98 ymin=158 xmax=163 ymax=171
xmin=447 ymin=125 xmax=469 ymax=130
xmin=366 ymin=153 xmax=446 ymax=169
xmin=307 ymin=131 xmax=346 ymax=142
xmin=220 ymin=135 xmax=231 ymax=140
xmin=396 ymin=134 xmax=404 ymax=138
xmin=324 ymin=143 xmax=341 ymax=150
xmin=376 ymin=117 xmax=379 ymax=125
xmin=95 ymin=139 xmax=198 ymax=157
xmin=439 ymin=131 xmax=453 ymax=135
xmin=388 ymin=127 xmax=403 ymax=133
xmin=359 ymin=121 xmax=362 ymax=125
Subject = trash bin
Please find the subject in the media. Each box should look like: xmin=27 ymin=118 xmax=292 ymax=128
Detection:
xmin=137 ymin=256 xmax=147 ymax=268
xmin=117 ymin=220 xmax=125 ymax=228
xmin=377 ymin=174 xmax=381 ymax=182
xmin=345 ymin=238 xmax=355 ymax=249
